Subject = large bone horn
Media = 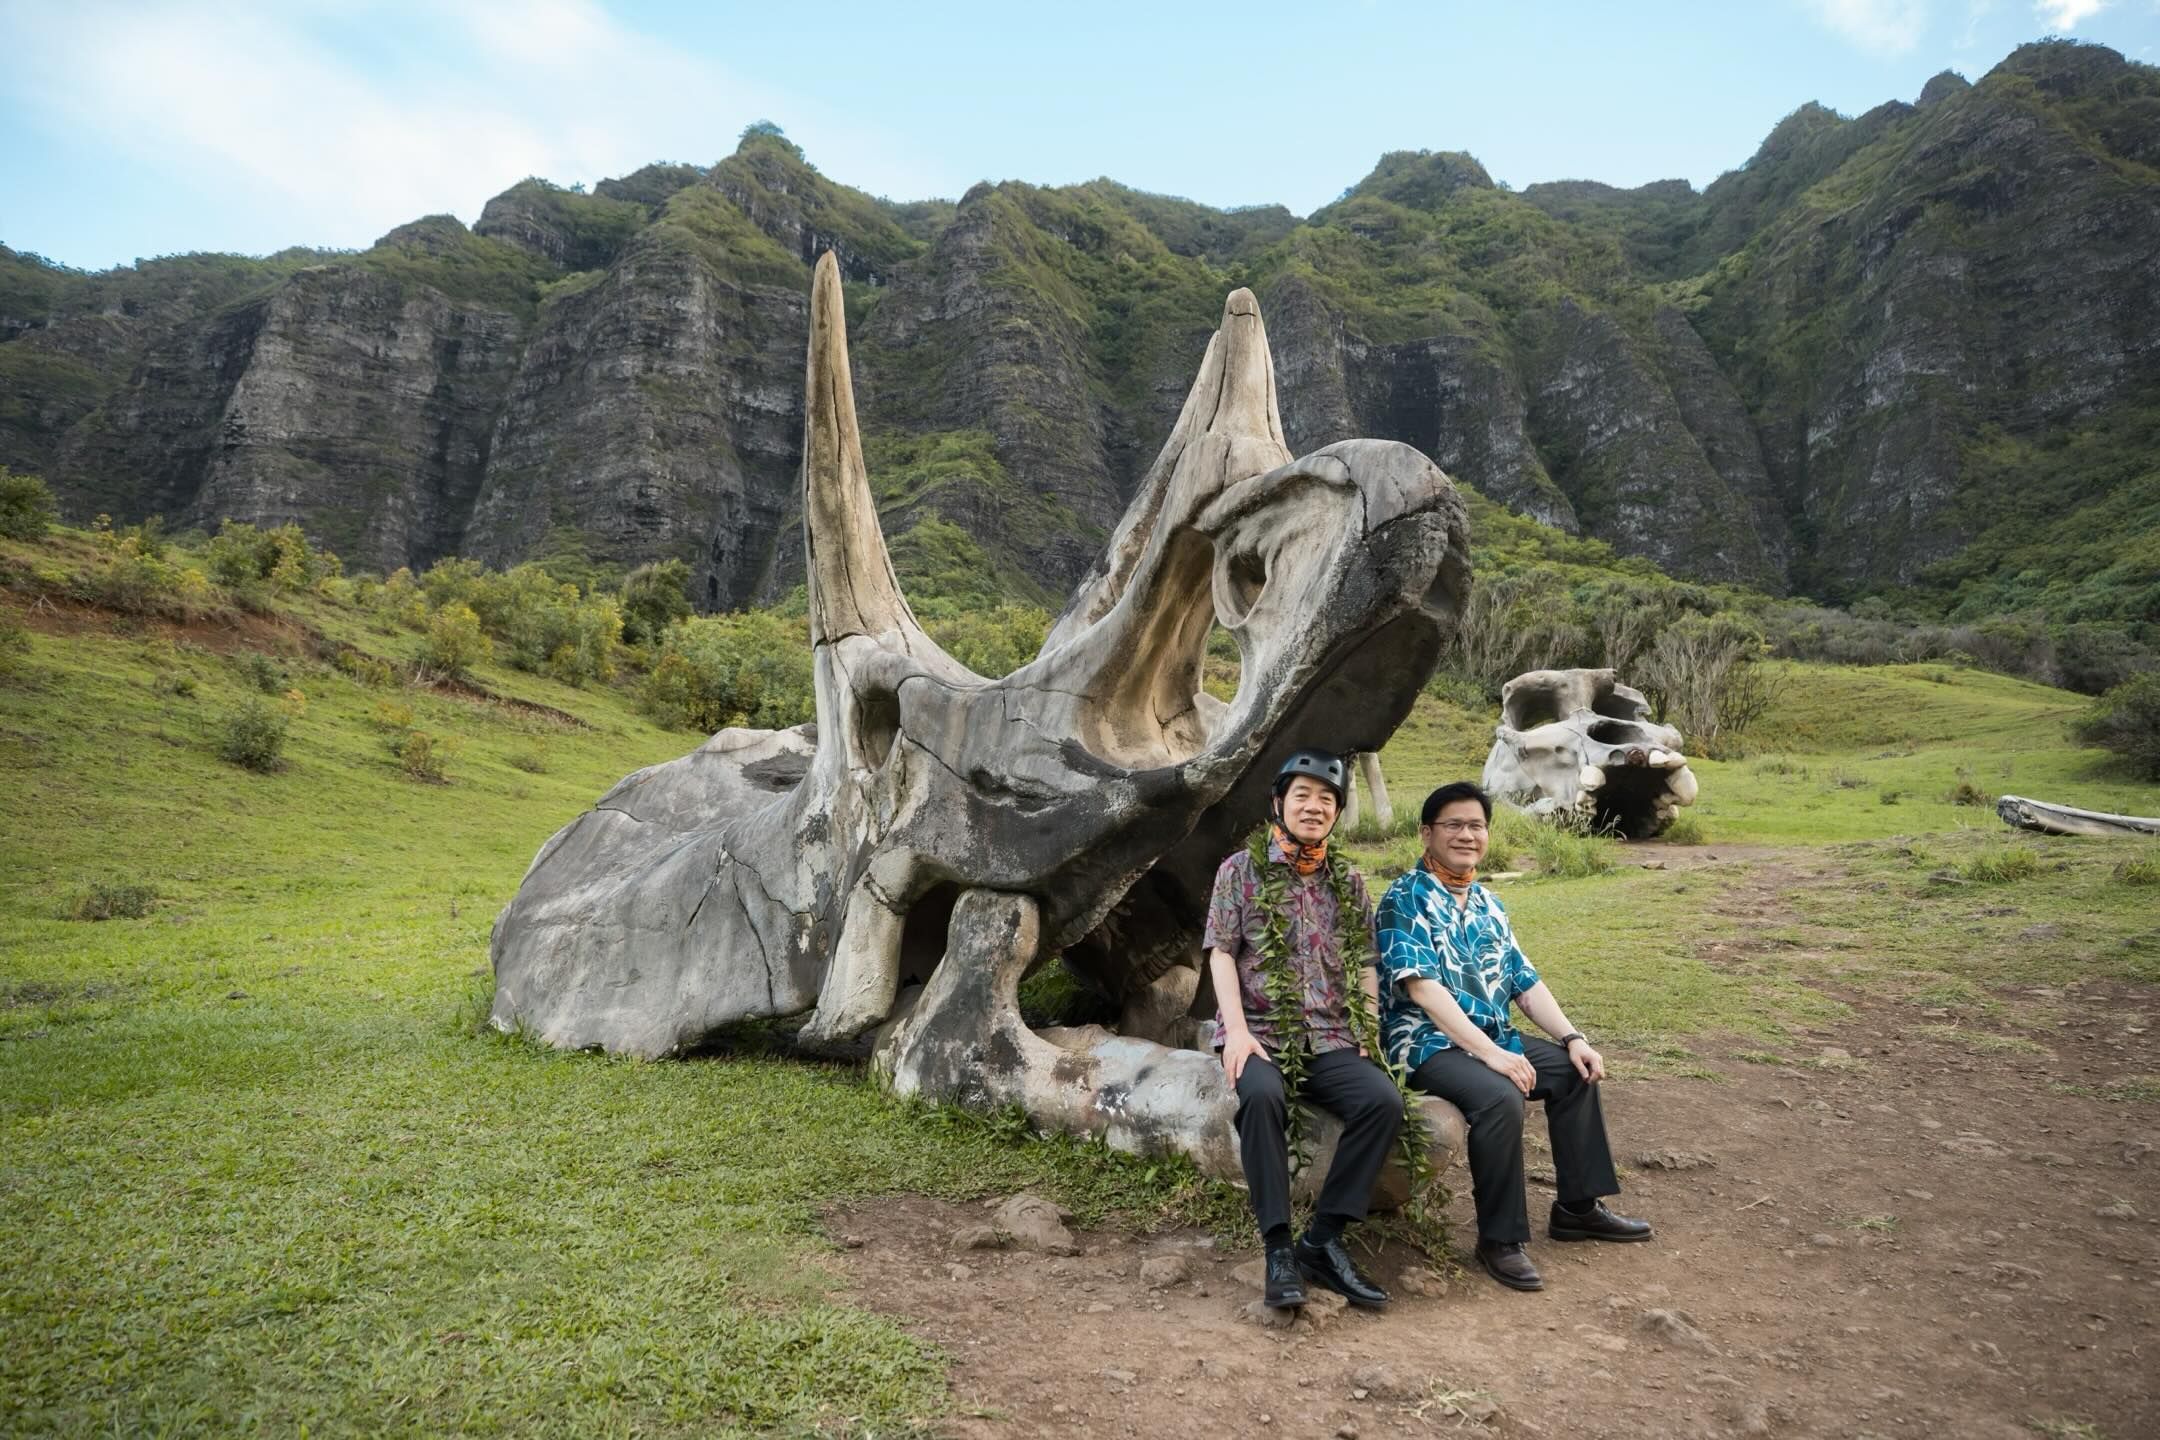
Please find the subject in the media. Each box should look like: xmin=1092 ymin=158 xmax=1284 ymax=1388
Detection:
xmin=802 ymin=250 xmax=919 ymax=647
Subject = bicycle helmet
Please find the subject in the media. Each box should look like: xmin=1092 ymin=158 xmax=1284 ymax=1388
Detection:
xmin=1272 ymin=748 xmax=1347 ymax=803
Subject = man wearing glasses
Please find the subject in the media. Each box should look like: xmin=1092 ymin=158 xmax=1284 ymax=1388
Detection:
xmin=1374 ymin=781 xmax=1651 ymax=1292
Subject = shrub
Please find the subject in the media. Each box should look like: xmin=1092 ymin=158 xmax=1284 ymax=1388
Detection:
xmin=420 ymin=602 xmax=491 ymax=679
xmin=242 ymin=652 xmax=287 ymax=694
xmin=217 ymin=697 xmax=290 ymax=771
xmin=1660 ymin=812 xmax=1707 ymax=845
xmin=2069 ymin=673 xmax=2160 ymax=779
xmin=2113 ymin=854 xmax=2159 ymax=887
xmin=0 ymin=468 xmax=58 ymax=540
xmin=151 ymin=670 xmax=197 ymax=699
xmin=389 ymin=727 xmax=459 ymax=783
xmin=619 ymin=558 xmax=696 ymax=647
xmin=204 ymin=520 xmax=336 ymax=596
xmin=927 ymin=603 xmax=1052 ymax=678
xmin=333 ymin=648 xmax=395 ymax=688
xmin=69 ymin=881 xmax=158 ymax=920
xmin=1878 ymin=788 xmax=1903 ymax=806
xmin=1639 ymin=613 xmax=1767 ymax=757
xmin=370 ymin=700 xmax=415 ymax=734
xmin=641 ymin=611 xmax=815 ymax=732
xmin=1961 ymin=846 xmax=2040 ymax=884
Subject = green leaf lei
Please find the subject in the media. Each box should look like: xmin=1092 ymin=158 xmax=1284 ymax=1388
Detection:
xmin=1243 ymin=825 xmax=1437 ymax=1221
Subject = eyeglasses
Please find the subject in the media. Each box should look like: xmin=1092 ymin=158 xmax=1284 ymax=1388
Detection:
xmin=1428 ymin=819 xmax=1488 ymax=835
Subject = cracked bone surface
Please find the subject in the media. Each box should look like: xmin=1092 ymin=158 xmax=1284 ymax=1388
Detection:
xmin=1481 ymin=668 xmax=1699 ymax=839
xmin=490 ymin=254 xmax=1471 ymax=1188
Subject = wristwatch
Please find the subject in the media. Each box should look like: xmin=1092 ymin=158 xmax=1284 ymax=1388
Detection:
xmin=1558 ymin=1031 xmax=1586 ymax=1048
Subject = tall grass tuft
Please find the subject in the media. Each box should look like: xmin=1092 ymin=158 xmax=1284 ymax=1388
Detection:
xmin=1962 ymin=846 xmax=2040 ymax=884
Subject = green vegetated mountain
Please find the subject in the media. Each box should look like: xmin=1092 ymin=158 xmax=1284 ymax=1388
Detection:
xmin=3 ymin=42 xmax=2156 ymax=622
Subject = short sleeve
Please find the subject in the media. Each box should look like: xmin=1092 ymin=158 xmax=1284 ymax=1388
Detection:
xmin=1491 ymin=900 xmax=1540 ymax=999
xmin=1375 ymin=876 xmax=1447 ymax=987
xmin=1201 ymin=854 xmax=1248 ymax=956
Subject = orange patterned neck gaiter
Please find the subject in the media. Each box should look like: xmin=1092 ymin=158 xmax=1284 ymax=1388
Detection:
xmin=1421 ymin=853 xmax=1477 ymax=892
xmin=1270 ymin=822 xmax=1329 ymax=877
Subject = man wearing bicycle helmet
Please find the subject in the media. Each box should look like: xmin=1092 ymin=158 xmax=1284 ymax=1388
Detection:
xmin=1203 ymin=748 xmax=1402 ymax=1312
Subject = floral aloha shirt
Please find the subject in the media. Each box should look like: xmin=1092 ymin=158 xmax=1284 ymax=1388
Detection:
xmin=1374 ymin=866 xmax=1541 ymax=1072
xmin=1201 ymin=834 xmax=1376 ymax=1056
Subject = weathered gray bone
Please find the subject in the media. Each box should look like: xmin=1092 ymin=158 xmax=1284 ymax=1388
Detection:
xmin=491 ymin=253 xmax=1472 ymax=1183
xmin=1482 ymin=668 xmax=1698 ymax=839
xmin=1996 ymin=795 xmax=2160 ymax=838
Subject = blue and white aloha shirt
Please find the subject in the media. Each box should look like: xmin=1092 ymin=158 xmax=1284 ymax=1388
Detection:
xmin=1374 ymin=866 xmax=1541 ymax=1072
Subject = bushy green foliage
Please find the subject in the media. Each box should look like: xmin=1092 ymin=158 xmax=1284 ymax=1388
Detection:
xmin=0 ymin=468 xmax=58 ymax=540
xmin=641 ymin=611 xmax=815 ymax=732
xmin=387 ymin=727 xmax=460 ymax=783
xmin=2114 ymin=854 xmax=2159 ymax=887
xmin=240 ymin=652 xmax=287 ymax=694
xmin=217 ymin=697 xmax=290 ymax=771
xmin=926 ymin=603 xmax=1051 ymax=678
xmin=419 ymin=603 xmax=491 ymax=680
xmin=331 ymin=648 xmax=395 ymax=688
xmin=2070 ymin=673 xmax=2160 ymax=778
xmin=204 ymin=520 xmax=337 ymax=595
xmin=413 ymin=559 xmax=620 ymax=685
xmin=75 ymin=517 xmax=215 ymax=616
xmin=67 ymin=880 xmax=157 ymax=921
xmin=618 ymin=558 xmax=695 ymax=647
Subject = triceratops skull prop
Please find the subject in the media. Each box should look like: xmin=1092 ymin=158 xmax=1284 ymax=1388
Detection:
xmin=490 ymin=254 xmax=1471 ymax=1180
xmin=1481 ymin=669 xmax=1699 ymax=838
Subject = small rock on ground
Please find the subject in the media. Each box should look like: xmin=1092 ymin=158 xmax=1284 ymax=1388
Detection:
xmin=1140 ymin=1252 xmax=1194 ymax=1289
xmin=993 ymin=1194 xmax=1079 ymax=1255
xmin=1637 ymin=1307 xmax=1718 ymax=1352
xmin=1636 ymin=1148 xmax=1714 ymax=1171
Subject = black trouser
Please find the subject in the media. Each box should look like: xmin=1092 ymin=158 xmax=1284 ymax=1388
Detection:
xmin=1234 ymin=1047 xmax=1404 ymax=1241
xmin=1408 ymin=1035 xmax=1619 ymax=1245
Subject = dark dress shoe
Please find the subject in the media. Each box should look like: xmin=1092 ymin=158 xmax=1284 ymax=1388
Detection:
xmin=1549 ymin=1200 xmax=1654 ymax=1243
xmin=1476 ymin=1239 xmax=1545 ymax=1291
xmin=1263 ymin=1246 xmax=1308 ymax=1309
xmin=1294 ymin=1235 xmax=1389 ymax=1309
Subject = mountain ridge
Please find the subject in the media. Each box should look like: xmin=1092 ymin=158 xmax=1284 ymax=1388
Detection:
xmin=3 ymin=38 xmax=2154 ymax=624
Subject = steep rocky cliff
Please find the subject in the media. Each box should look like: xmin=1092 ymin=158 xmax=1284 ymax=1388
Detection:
xmin=3 ymin=40 xmax=2154 ymax=615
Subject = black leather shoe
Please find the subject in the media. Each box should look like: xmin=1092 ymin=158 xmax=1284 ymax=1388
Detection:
xmin=1549 ymin=1200 xmax=1653 ymax=1243
xmin=1294 ymin=1235 xmax=1389 ymax=1310
xmin=1476 ymin=1239 xmax=1544 ymax=1291
xmin=1263 ymin=1245 xmax=1308 ymax=1309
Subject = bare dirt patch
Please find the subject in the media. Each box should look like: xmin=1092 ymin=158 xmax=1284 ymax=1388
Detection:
xmin=827 ymin=853 xmax=2159 ymax=1439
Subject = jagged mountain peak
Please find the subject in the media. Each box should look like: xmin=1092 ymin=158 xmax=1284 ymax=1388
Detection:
xmin=5 ymin=46 xmax=2155 ymax=622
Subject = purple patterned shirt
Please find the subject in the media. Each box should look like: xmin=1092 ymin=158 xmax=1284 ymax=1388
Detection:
xmin=1202 ymin=835 xmax=1377 ymax=1056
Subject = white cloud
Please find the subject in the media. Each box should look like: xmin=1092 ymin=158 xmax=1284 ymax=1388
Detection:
xmin=1955 ymin=0 xmax=1996 ymax=49
xmin=1 ymin=0 xmax=942 ymax=256
xmin=1803 ymin=0 xmax=1932 ymax=54
xmin=2034 ymin=0 xmax=2107 ymax=29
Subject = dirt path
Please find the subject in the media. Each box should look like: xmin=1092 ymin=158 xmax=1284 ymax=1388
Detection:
xmin=828 ymin=851 xmax=2159 ymax=1439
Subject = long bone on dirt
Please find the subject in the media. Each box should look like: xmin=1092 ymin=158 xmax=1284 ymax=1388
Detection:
xmin=490 ymin=252 xmax=1472 ymax=1181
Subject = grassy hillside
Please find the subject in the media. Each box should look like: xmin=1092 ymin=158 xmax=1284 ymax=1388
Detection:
xmin=4 ymin=535 xmax=2155 ymax=1432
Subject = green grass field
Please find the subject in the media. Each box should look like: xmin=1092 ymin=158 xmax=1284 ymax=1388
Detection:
xmin=4 ymin=584 xmax=2156 ymax=1435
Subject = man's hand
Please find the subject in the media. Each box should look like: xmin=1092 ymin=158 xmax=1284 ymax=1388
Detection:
xmin=1222 ymin=1027 xmax=1270 ymax=1085
xmin=1566 ymin=1037 xmax=1606 ymax=1084
xmin=1479 ymin=1045 xmax=1536 ymax=1095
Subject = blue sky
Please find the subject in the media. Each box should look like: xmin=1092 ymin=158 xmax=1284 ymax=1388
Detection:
xmin=4 ymin=0 xmax=2156 ymax=272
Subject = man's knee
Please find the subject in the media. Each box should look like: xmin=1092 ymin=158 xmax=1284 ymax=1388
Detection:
xmin=1360 ymin=1075 xmax=1406 ymax=1125
xmin=1235 ymin=1067 xmax=1287 ymax=1123
xmin=1471 ymin=1086 xmax=1526 ymax=1134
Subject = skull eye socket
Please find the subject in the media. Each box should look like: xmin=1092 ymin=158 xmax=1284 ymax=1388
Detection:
xmin=1219 ymin=549 xmax=1267 ymax=624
